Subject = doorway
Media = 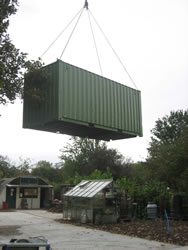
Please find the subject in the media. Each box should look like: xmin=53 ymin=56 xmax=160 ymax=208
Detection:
xmin=6 ymin=187 xmax=16 ymax=209
xmin=40 ymin=188 xmax=46 ymax=208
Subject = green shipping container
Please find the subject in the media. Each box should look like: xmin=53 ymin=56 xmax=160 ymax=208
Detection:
xmin=23 ymin=60 xmax=142 ymax=141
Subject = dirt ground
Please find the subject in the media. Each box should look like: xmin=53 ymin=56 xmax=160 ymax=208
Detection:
xmin=0 ymin=226 xmax=21 ymax=236
xmin=1 ymin=210 xmax=180 ymax=250
xmin=59 ymin=219 xmax=188 ymax=246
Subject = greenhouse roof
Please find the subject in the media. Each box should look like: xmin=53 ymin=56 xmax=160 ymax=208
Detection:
xmin=64 ymin=179 xmax=113 ymax=198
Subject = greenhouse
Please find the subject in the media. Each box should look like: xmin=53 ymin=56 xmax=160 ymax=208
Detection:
xmin=63 ymin=179 xmax=120 ymax=224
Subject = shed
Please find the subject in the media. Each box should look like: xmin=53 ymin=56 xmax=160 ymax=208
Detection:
xmin=63 ymin=179 xmax=120 ymax=224
xmin=0 ymin=176 xmax=53 ymax=209
xmin=23 ymin=60 xmax=142 ymax=141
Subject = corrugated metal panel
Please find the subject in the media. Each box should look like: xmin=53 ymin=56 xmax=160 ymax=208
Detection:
xmin=59 ymin=60 xmax=142 ymax=133
xmin=23 ymin=61 xmax=59 ymax=127
xmin=23 ymin=60 xmax=143 ymax=140
xmin=65 ymin=179 xmax=113 ymax=198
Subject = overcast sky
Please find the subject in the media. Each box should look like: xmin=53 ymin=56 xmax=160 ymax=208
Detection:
xmin=0 ymin=0 xmax=188 ymax=165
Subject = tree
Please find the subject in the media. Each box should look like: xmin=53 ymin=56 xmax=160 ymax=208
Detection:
xmin=60 ymin=136 xmax=104 ymax=162
xmin=150 ymin=110 xmax=188 ymax=146
xmin=60 ymin=137 xmax=106 ymax=178
xmin=0 ymin=0 xmax=17 ymax=34
xmin=60 ymin=136 xmax=126 ymax=180
xmin=129 ymin=161 xmax=150 ymax=183
xmin=86 ymin=146 xmax=127 ymax=178
xmin=0 ymin=155 xmax=11 ymax=178
xmin=0 ymin=0 xmax=27 ymax=104
xmin=31 ymin=160 xmax=64 ymax=199
xmin=64 ymin=168 xmax=113 ymax=185
xmin=147 ymin=110 xmax=188 ymax=191
xmin=16 ymin=157 xmax=31 ymax=176
xmin=31 ymin=160 xmax=63 ymax=183
xmin=0 ymin=155 xmax=27 ymax=178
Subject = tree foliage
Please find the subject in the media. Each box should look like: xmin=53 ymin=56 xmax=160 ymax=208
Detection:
xmin=0 ymin=1 xmax=46 ymax=105
xmin=0 ymin=155 xmax=12 ymax=178
xmin=0 ymin=0 xmax=18 ymax=34
xmin=0 ymin=0 xmax=28 ymax=104
xmin=0 ymin=155 xmax=30 ymax=178
xmin=64 ymin=168 xmax=113 ymax=185
xmin=60 ymin=137 xmax=104 ymax=162
xmin=31 ymin=160 xmax=62 ymax=183
xmin=150 ymin=110 xmax=188 ymax=146
xmin=147 ymin=110 xmax=188 ymax=192
xmin=24 ymin=60 xmax=48 ymax=105
xmin=60 ymin=137 xmax=127 ymax=180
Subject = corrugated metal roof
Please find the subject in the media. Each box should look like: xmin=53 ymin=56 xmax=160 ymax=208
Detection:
xmin=0 ymin=177 xmax=52 ymax=194
xmin=64 ymin=179 xmax=113 ymax=198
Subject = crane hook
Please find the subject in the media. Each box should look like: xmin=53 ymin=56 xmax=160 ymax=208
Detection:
xmin=84 ymin=0 xmax=89 ymax=10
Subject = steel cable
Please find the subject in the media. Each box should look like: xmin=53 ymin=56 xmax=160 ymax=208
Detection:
xmin=87 ymin=10 xmax=103 ymax=76
xmin=60 ymin=7 xmax=85 ymax=59
xmin=89 ymin=9 xmax=138 ymax=89
xmin=40 ymin=7 xmax=83 ymax=58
